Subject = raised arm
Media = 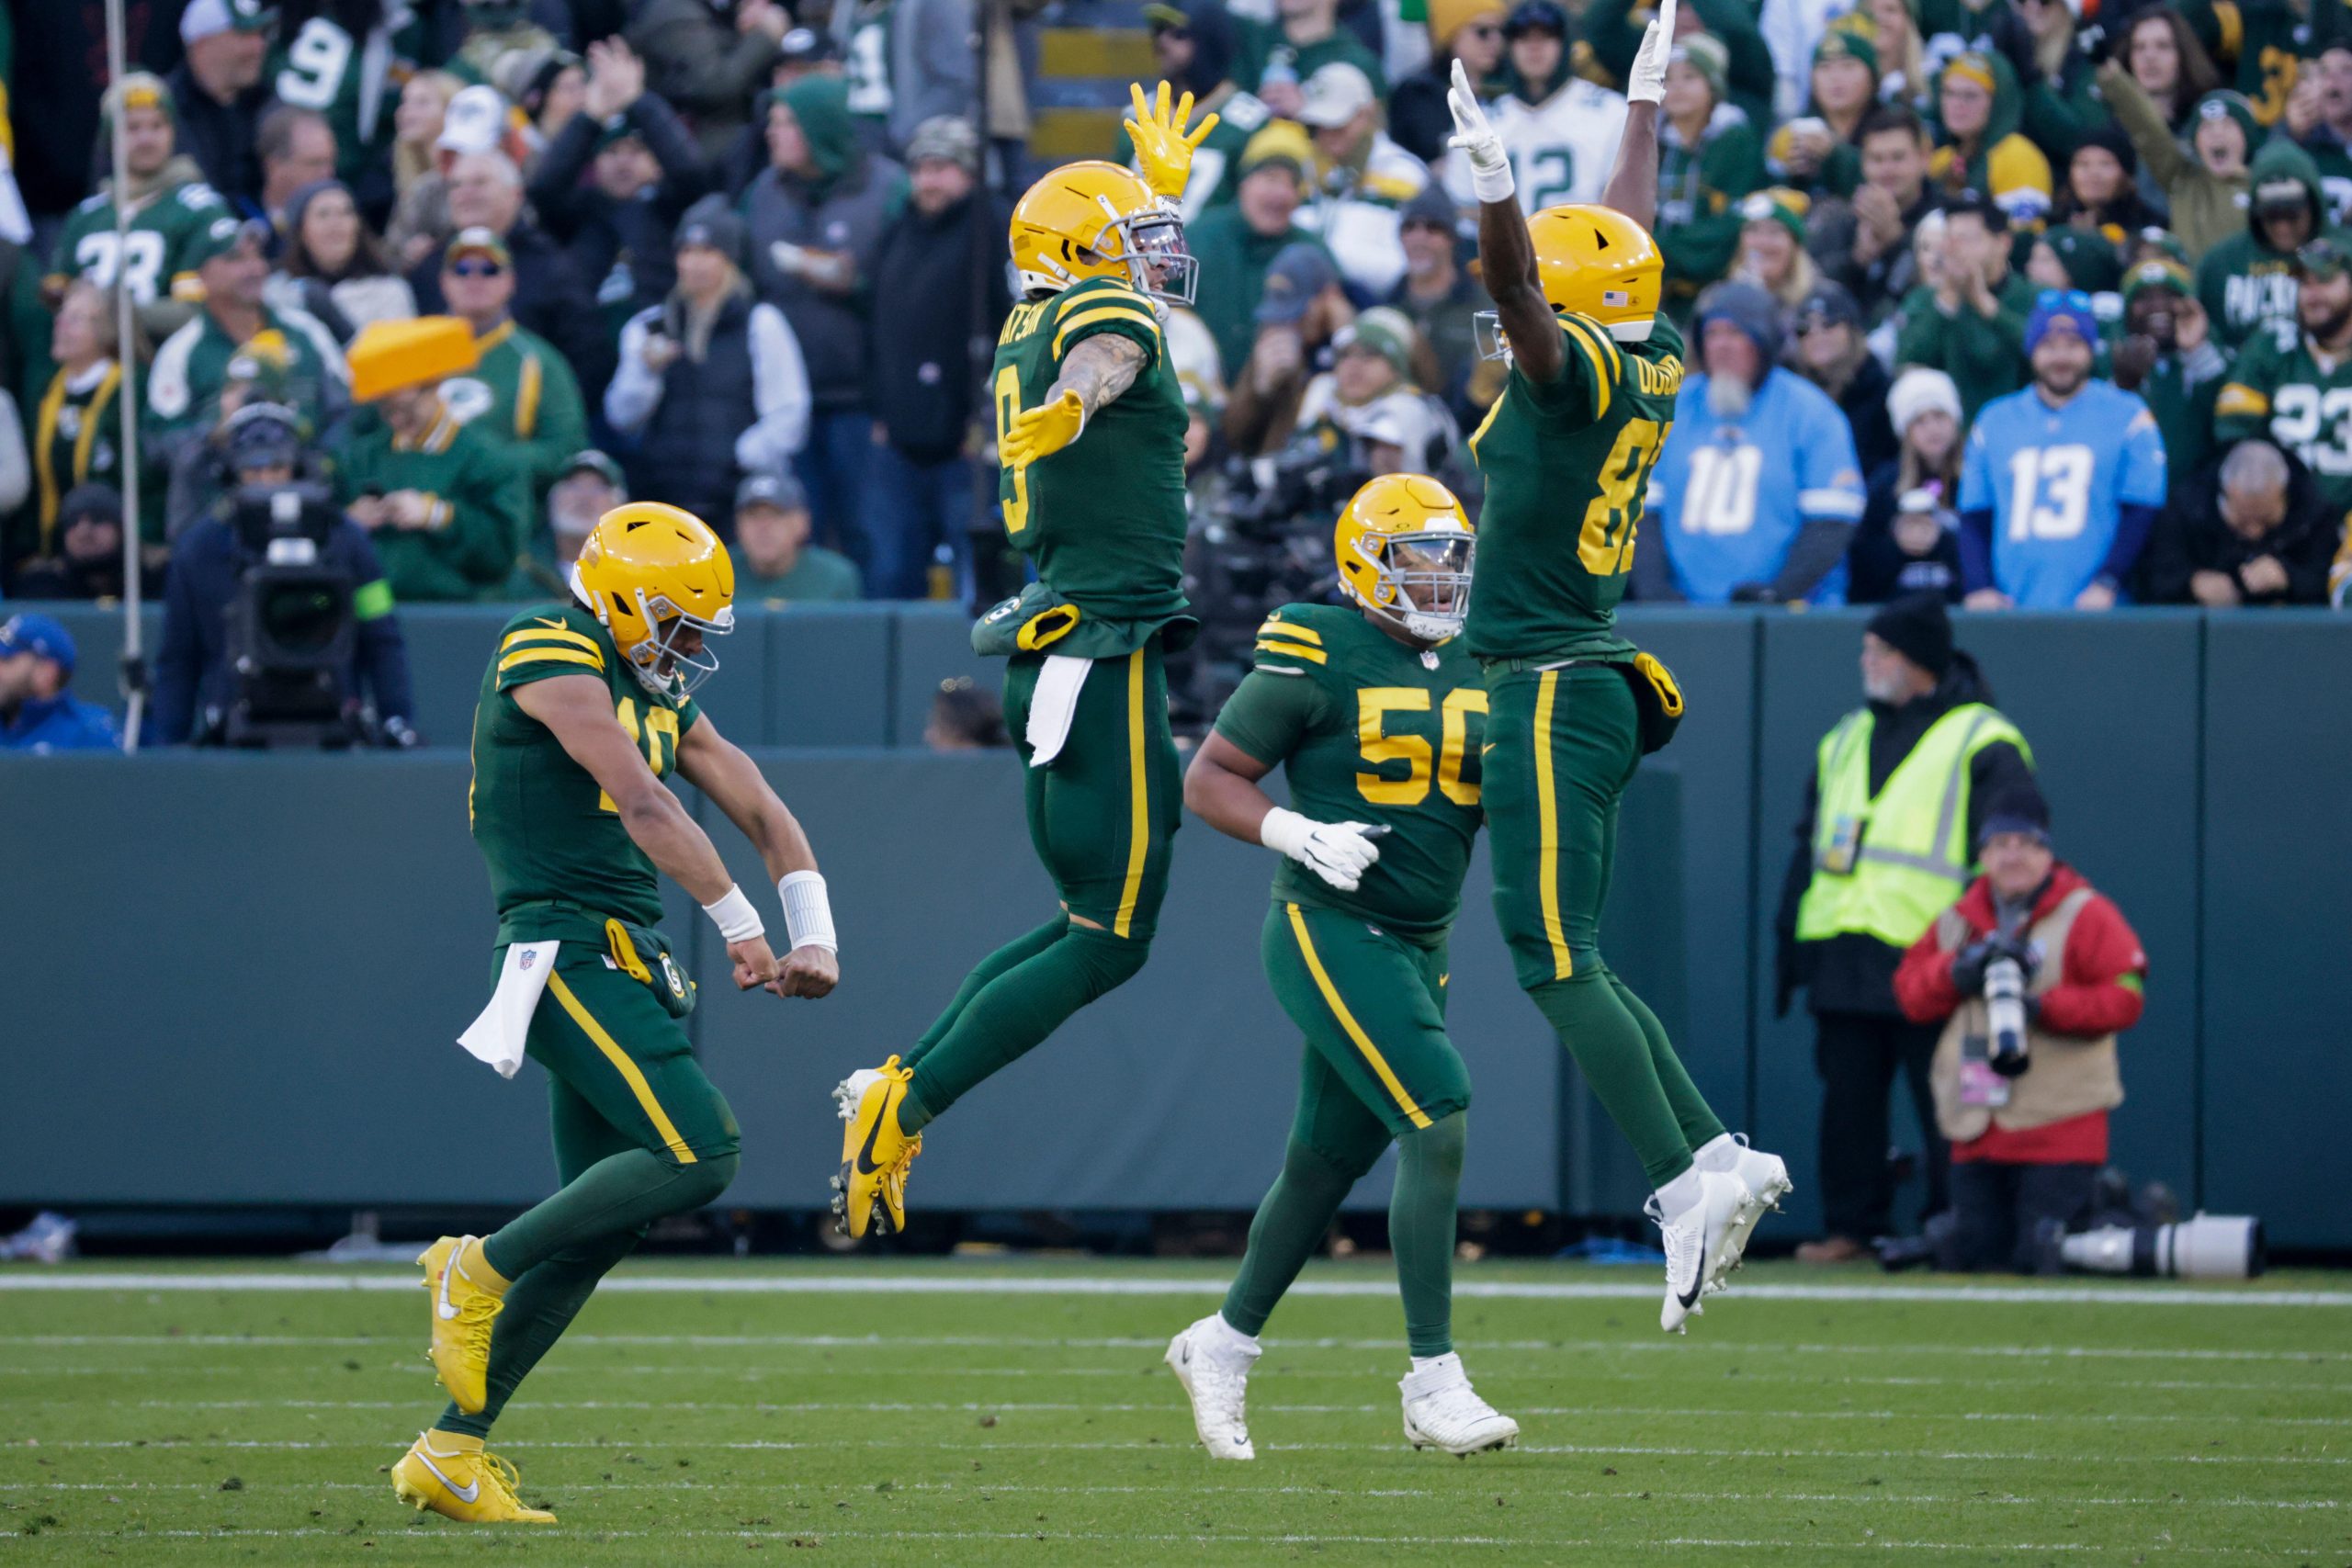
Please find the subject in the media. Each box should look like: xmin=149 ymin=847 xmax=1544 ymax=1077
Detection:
xmin=677 ymin=714 xmax=838 ymax=998
xmin=1449 ymin=59 xmax=1567 ymax=386
xmin=1600 ymin=0 xmax=1673 ymax=231
xmin=513 ymin=673 xmax=782 ymax=991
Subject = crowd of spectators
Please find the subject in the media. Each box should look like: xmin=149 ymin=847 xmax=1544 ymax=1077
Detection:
xmin=1 ymin=0 xmax=2349 ymax=725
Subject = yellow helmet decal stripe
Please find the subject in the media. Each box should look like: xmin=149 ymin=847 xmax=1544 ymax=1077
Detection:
xmin=1255 ymin=638 xmax=1329 ymax=665
xmin=1559 ymin=315 xmax=1613 ymax=422
xmin=1053 ymin=307 xmax=1161 ymax=361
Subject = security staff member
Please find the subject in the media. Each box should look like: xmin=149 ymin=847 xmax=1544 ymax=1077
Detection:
xmin=1774 ymin=592 xmax=2036 ymax=1262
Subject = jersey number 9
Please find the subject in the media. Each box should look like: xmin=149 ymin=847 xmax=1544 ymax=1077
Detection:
xmin=992 ymin=365 xmax=1033 ymax=536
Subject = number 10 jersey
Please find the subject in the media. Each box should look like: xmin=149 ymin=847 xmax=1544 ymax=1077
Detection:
xmin=1464 ymin=310 xmax=1685 ymax=664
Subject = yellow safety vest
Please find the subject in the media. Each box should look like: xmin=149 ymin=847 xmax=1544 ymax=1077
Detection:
xmin=1794 ymin=702 xmax=2031 ymax=950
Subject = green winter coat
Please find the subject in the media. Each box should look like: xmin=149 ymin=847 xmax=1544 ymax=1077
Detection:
xmin=1894 ymin=270 xmax=2039 ymax=422
xmin=2196 ymin=141 xmax=2345 ymax=351
xmin=332 ymin=400 xmax=531 ymax=603
xmin=1186 ymin=203 xmax=1331 ymax=385
xmin=1928 ymin=52 xmax=2052 ymax=214
xmin=1659 ymin=104 xmax=1768 ymax=302
xmin=2098 ymin=61 xmax=2246 ymax=261
xmin=442 ymin=318 xmax=590 ymax=501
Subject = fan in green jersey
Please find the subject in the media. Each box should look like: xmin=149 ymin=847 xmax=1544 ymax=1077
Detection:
xmin=2212 ymin=237 xmax=2352 ymax=534
xmin=45 ymin=73 xmax=225 ymax=312
xmin=1450 ymin=12 xmax=1793 ymax=1334
xmin=1167 ymin=473 xmax=1521 ymax=1461
xmin=392 ymin=501 xmax=840 ymax=1527
xmin=829 ymin=85 xmax=1217 ymax=1241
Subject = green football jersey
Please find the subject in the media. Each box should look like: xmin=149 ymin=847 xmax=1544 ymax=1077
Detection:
xmin=1464 ymin=311 xmax=1687 ymax=664
xmin=469 ymin=601 xmax=702 ymax=941
xmin=268 ymin=9 xmax=429 ymax=186
xmin=992 ymin=276 xmax=1190 ymax=629
xmin=48 ymin=179 xmax=226 ymax=305
xmin=1213 ymin=603 xmax=1487 ymax=940
xmin=2214 ymin=327 xmax=2352 ymax=524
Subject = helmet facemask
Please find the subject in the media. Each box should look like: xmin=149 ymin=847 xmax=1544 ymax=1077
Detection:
xmin=572 ymin=564 xmax=735 ymax=699
xmin=1101 ymin=204 xmax=1198 ymax=306
xmin=1473 ymin=310 xmax=1512 ymax=364
xmin=1351 ymin=526 xmax=1476 ymax=641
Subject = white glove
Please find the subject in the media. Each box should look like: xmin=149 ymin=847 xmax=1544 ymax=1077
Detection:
xmin=1260 ymin=807 xmax=1385 ymax=893
xmin=1446 ymin=58 xmax=1514 ymax=205
xmin=1625 ymin=0 xmax=1677 ymax=106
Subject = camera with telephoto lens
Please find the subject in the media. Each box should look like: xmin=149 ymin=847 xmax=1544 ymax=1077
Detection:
xmin=214 ymin=406 xmax=360 ymax=748
xmin=1167 ymin=433 xmax=1367 ymax=732
xmin=1983 ymin=954 xmax=2030 ymax=1077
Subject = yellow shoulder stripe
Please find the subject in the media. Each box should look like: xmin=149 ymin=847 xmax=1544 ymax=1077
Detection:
xmin=1056 ymin=282 xmax=1145 ymax=317
xmin=497 ymin=647 xmax=605 ymax=675
xmin=1256 ymin=638 xmax=1328 ymax=665
xmin=1054 ymin=307 xmax=1162 ymax=360
xmin=1559 ymin=315 xmax=1613 ymax=422
xmin=502 ymin=626 xmax=604 ymax=660
xmin=2213 ymin=384 xmax=2270 ymax=419
xmin=1566 ymin=312 xmax=1623 ymax=381
xmin=1257 ymin=618 xmax=1322 ymax=644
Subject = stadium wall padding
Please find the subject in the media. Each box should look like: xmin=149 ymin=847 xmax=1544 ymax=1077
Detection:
xmin=12 ymin=605 xmax=2349 ymax=1244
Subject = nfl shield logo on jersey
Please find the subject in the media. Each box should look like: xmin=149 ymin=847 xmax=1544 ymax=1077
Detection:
xmin=520 ymin=951 xmax=536 ymax=971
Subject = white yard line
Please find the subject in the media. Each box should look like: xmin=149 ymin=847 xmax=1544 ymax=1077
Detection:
xmin=0 ymin=1478 xmax=2335 ymax=1511
xmin=0 ymin=1272 xmax=2342 ymax=1306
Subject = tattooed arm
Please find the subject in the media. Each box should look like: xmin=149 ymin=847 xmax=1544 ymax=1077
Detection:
xmin=1048 ymin=332 xmax=1147 ymax=419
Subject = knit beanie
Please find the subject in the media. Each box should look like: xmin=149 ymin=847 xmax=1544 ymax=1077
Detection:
xmin=1866 ymin=592 xmax=1954 ymax=680
xmin=1672 ymin=34 xmax=1731 ymax=101
xmin=1885 ymin=367 xmax=1962 ymax=435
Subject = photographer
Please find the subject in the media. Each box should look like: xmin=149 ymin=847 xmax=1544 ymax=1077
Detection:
xmin=1893 ymin=784 xmax=2147 ymax=1274
xmin=155 ymin=404 xmax=416 ymax=747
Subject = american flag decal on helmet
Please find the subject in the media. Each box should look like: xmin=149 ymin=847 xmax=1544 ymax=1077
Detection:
xmin=1603 ymin=289 xmax=1630 ymax=307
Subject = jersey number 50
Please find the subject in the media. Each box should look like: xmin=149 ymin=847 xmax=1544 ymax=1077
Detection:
xmin=1357 ymin=687 xmax=1487 ymax=807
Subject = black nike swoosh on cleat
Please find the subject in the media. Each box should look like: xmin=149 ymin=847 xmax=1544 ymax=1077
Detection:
xmin=1676 ymin=1275 xmax=1702 ymax=1310
xmin=851 ymin=1107 xmax=888 ymax=1176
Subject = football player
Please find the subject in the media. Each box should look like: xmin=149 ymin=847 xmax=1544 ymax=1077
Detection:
xmin=393 ymin=502 xmax=839 ymax=1523
xmin=1165 ymin=475 xmax=1518 ymax=1460
xmin=1448 ymin=0 xmax=1792 ymax=1333
xmin=829 ymin=86 xmax=1216 ymax=1239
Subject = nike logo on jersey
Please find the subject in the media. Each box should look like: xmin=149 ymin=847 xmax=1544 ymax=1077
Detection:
xmin=417 ymin=1450 xmax=481 ymax=1504
xmin=533 ymin=616 xmax=568 ymax=629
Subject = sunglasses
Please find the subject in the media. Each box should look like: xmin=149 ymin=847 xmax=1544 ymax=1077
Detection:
xmin=448 ymin=258 xmax=504 ymax=278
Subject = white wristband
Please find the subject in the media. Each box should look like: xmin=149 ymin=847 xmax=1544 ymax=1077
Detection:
xmin=1259 ymin=807 xmax=1314 ymax=862
xmin=778 ymin=870 xmax=837 ymax=953
xmin=1467 ymin=153 xmax=1516 ymax=206
xmin=702 ymin=884 xmax=765 ymax=943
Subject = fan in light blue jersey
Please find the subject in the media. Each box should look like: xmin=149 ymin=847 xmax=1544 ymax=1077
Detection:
xmin=1958 ymin=290 xmax=2171 ymax=610
xmin=1645 ymin=282 xmax=1867 ymax=605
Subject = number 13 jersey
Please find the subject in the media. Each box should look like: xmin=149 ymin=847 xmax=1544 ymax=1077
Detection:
xmin=1214 ymin=604 xmax=1487 ymax=941
xmin=1465 ymin=311 xmax=1685 ymax=664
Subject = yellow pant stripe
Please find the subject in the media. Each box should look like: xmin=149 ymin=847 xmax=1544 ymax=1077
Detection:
xmin=1114 ymin=649 xmax=1149 ymax=938
xmin=546 ymin=971 xmax=697 ymax=1165
xmin=497 ymin=647 xmax=604 ymax=675
xmin=1533 ymin=670 xmax=1573 ymax=980
xmin=1285 ymin=903 xmax=1432 ymax=1130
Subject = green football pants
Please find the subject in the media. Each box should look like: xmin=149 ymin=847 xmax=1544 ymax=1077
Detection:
xmin=1482 ymin=664 xmax=1724 ymax=1187
xmin=899 ymin=645 xmax=1181 ymax=1126
xmin=447 ymin=946 xmax=740 ymax=1438
xmin=1261 ymin=901 xmax=1471 ymax=1142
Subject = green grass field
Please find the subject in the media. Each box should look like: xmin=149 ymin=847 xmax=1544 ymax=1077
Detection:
xmin=0 ymin=1258 xmax=2346 ymax=1565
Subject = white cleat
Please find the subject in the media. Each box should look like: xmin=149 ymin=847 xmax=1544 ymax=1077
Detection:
xmin=1651 ymin=1169 xmax=1755 ymax=1334
xmin=1709 ymin=1137 xmax=1794 ymax=1295
xmin=1165 ymin=1314 xmax=1259 ymax=1461
xmin=1400 ymin=1353 xmax=1520 ymax=1456
xmin=832 ymin=1068 xmax=885 ymax=1122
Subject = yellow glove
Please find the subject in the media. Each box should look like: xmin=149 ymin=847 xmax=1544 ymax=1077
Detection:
xmin=1125 ymin=80 xmax=1219 ymax=201
xmin=1001 ymin=389 xmax=1088 ymax=467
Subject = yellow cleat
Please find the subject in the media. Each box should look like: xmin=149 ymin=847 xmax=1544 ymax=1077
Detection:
xmin=419 ymin=1235 xmax=507 ymax=1414
xmin=831 ymin=1057 xmax=921 ymax=1239
xmin=391 ymin=1428 xmax=556 ymax=1523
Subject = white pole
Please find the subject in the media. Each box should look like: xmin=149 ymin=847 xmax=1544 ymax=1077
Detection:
xmin=106 ymin=0 xmax=147 ymax=753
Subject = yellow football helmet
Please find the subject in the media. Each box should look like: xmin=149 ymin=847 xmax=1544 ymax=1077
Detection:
xmin=1476 ymin=204 xmax=1664 ymax=360
xmin=1009 ymin=160 xmax=1197 ymax=305
xmin=572 ymin=502 xmax=736 ymax=697
xmin=1334 ymin=474 xmax=1476 ymax=642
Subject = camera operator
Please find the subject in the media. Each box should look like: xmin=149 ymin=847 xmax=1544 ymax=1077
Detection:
xmin=155 ymin=403 xmax=417 ymax=747
xmin=1891 ymin=784 xmax=2148 ymax=1274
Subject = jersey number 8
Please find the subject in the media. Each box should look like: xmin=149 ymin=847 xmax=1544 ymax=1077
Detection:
xmin=1581 ymin=417 xmax=1668 ymax=575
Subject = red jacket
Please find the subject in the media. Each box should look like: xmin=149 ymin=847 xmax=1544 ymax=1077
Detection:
xmin=1894 ymin=863 xmax=2147 ymax=1164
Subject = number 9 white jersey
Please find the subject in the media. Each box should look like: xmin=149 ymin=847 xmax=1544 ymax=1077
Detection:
xmin=1440 ymin=77 xmax=1628 ymax=217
